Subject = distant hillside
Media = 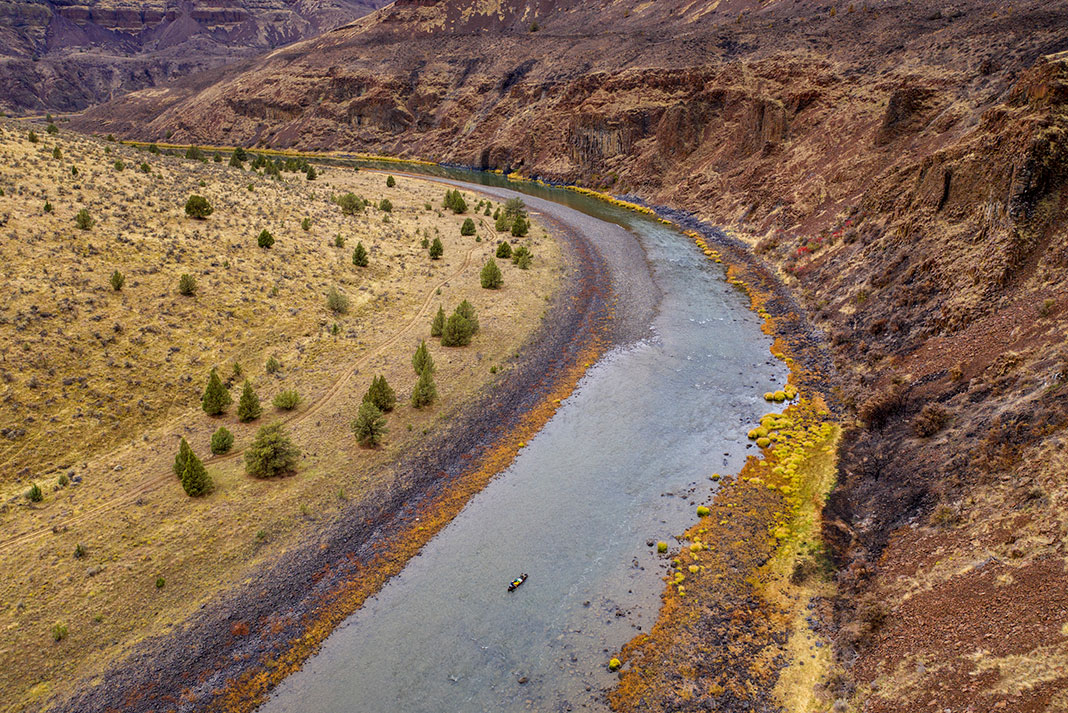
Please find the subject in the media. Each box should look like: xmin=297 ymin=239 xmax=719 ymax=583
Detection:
xmin=0 ymin=0 xmax=387 ymax=113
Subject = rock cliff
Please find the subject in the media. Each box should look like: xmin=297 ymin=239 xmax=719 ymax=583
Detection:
xmin=0 ymin=0 xmax=387 ymax=113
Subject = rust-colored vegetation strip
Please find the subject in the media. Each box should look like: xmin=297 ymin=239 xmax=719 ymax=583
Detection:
xmin=209 ymin=341 xmax=603 ymax=713
xmin=608 ymin=229 xmax=840 ymax=713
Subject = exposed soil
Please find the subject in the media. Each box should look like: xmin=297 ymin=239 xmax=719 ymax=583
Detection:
xmin=44 ymin=178 xmax=652 ymax=713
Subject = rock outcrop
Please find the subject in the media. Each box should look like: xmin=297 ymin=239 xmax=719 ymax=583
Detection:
xmin=0 ymin=0 xmax=387 ymax=113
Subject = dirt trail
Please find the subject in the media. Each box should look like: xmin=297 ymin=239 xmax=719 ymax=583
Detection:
xmin=0 ymin=243 xmax=479 ymax=555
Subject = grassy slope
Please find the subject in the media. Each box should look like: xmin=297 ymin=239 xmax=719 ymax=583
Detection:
xmin=0 ymin=123 xmax=561 ymax=711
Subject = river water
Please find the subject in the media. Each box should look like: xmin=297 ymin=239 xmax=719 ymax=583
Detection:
xmin=259 ymin=172 xmax=787 ymax=713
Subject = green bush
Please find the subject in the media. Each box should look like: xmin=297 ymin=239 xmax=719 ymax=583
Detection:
xmin=496 ymin=241 xmax=512 ymax=259
xmin=379 ymin=198 xmax=393 ymax=213
xmin=334 ymin=234 xmax=345 ymax=248
xmin=429 ymin=237 xmax=444 ymax=259
xmin=351 ymin=402 xmax=387 ymax=448
xmin=455 ymin=300 xmax=479 ymax=333
xmin=184 ymin=194 xmax=213 ymax=219
xmin=27 ymin=130 xmax=38 ymax=143
xmin=306 ymin=166 xmax=317 ymax=180
xmin=480 ymin=258 xmax=503 ymax=289
xmin=363 ymin=375 xmax=396 ymax=412
xmin=352 ymin=241 xmax=369 ymax=267
xmin=326 ymin=286 xmax=350 ymax=314
xmin=178 ymin=273 xmax=197 ymax=296
xmin=229 ymin=152 xmax=244 ymax=168
xmin=265 ymin=356 xmax=281 ymax=374
xmin=155 ymin=576 xmax=165 ymax=589
xmin=75 ymin=208 xmax=94 ymax=231
xmin=411 ymin=369 xmax=438 ymax=409
xmin=441 ymin=313 xmax=475 ymax=347
xmin=510 ymin=216 xmax=529 ymax=237
xmin=140 ymin=162 xmax=150 ymax=173
xmin=185 ymin=145 xmax=204 ymax=161
xmin=515 ymin=251 xmax=532 ymax=269
xmin=244 ymin=422 xmax=301 ymax=478
xmin=113 ymin=159 xmax=125 ymax=171
xmin=201 ymin=368 xmax=231 ymax=415
xmin=51 ymin=622 xmax=68 ymax=642
xmin=238 ymin=380 xmax=262 ymax=422
xmin=26 ymin=482 xmax=43 ymax=502
xmin=302 ymin=217 xmax=312 ymax=231
xmin=461 ymin=218 xmax=476 ymax=236
xmin=46 ymin=123 xmax=58 ymax=135
xmin=511 ymin=245 xmax=532 ymax=265
xmin=110 ymin=270 xmax=124 ymax=291
xmin=210 ymin=426 xmax=234 ymax=455
xmin=178 ymin=441 xmax=212 ymax=496
xmin=430 ymin=305 xmax=446 ymax=337
xmin=52 ymin=146 xmax=61 ymax=159
xmin=148 ymin=143 xmax=160 ymax=154
xmin=43 ymin=201 xmax=53 ymax=213
xmin=337 ymin=192 xmax=362 ymax=215
xmin=386 ymin=175 xmax=396 ymax=188
xmin=272 ymin=390 xmax=302 ymax=410
xmin=257 ymin=229 xmax=274 ymax=248
xmin=443 ymin=189 xmax=467 ymax=214
xmin=494 ymin=214 xmax=512 ymax=233
xmin=503 ymin=197 xmax=527 ymax=220
xmin=412 ymin=339 xmax=435 ymax=375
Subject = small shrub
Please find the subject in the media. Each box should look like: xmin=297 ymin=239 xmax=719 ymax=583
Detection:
xmin=511 ymin=245 xmax=531 ymax=265
xmin=201 ymin=368 xmax=231 ymax=415
xmin=238 ymin=380 xmax=262 ymax=422
xmin=480 ymin=258 xmax=503 ymax=289
xmin=52 ymin=146 xmax=61 ymax=159
xmin=379 ymin=198 xmax=393 ymax=213
xmin=257 ymin=229 xmax=275 ymax=248
xmin=178 ymin=273 xmax=197 ymax=296
xmin=443 ymin=189 xmax=467 ymax=214
xmin=430 ymin=305 xmax=446 ymax=337
xmin=265 ymin=356 xmax=281 ymax=374
xmin=43 ymin=201 xmax=53 ymax=213
xmin=113 ymin=159 xmax=125 ymax=171
xmin=335 ymin=233 xmax=345 ymax=248
xmin=510 ymin=216 xmax=529 ymax=237
xmin=155 ymin=576 xmax=165 ymax=589
xmin=858 ymin=383 xmax=904 ymax=429
xmin=337 ymin=192 xmax=362 ymax=215
xmin=73 ymin=543 xmax=86 ymax=559
xmin=139 ymin=162 xmax=150 ymax=173
xmin=429 ymin=237 xmax=444 ymax=259
xmin=272 ymin=390 xmax=302 ymax=410
xmin=326 ymin=286 xmax=350 ymax=314
xmin=71 ymin=166 xmax=78 ymax=176
xmin=110 ymin=270 xmax=125 ymax=291
xmin=515 ymin=251 xmax=532 ymax=269
xmin=386 ymin=175 xmax=396 ymax=188
xmin=461 ymin=218 xmax=476 ymax=236
xmin=912 ymin=403 xmax=950 ymax=437
xmin=657 ymin=541 xmax=668 ymax=553
xmin=929 ymin=503 xmax=960 ymax=528
xmin=185 ymin=145 xmax=204 ymax=161
xmin=51 ymin=623 xmax=68 ymax=642
xmin=455 ymin=300 xmax=479 ymax=333
xmin=26 ymin=483 xmax=43 ymax=502
xmin=352 ymin=402 xmax=388 ymax=447
xmin=184 ymin=195 xmax=213 ymax=219
xmin=75 ymin=208 xmax=94 ymax=230
xmin=302 ymin=217 xmax=312 ymax=231
xmin=496 ymin=242 xmax=512 ymax=259
xmin=46 ymin=123 xmax=58 ymax=135
xmin=1039 ymin=298 xmax=1056 ymax=318
xmin=411 ymin=369 xmax=438 ymax=408
xmin=28 ymin=130 xmax=38 ymax=143
xmin=363 ymin=375 xmax=396 ymax=412
xmin=495 ymin=213 xmax=512 ymax=232
xmin=244 ymin=422 xmax=301 ymax=478
xmin=696 ymin=505 xmax=710 ymax=517
xmin=210 ymin=426 xmax=234 ymax=455
xmin=57 ymin=473 xmax=69 ymax=487
xmin=306 ymin=166 xmax=317 ymax=181
xmin=352 ymin=242 xmax=369 ymax=267
xmin=441 ymin=313 xmax=475 ymax=347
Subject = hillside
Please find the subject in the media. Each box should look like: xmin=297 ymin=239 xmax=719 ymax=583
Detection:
xmin=67 ymin=0 xmax=1068 ymax=711
xmin=0 ymin=0 xmax=387 ymax=114
xmin=0 ymin=121 xmax=564 ymax=711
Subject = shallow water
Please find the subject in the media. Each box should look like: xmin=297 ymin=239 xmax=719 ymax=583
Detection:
xmin=260 ymin=174 xmax=787 ymax=713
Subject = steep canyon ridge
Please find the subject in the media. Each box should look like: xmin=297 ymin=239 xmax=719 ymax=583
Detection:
xmin=12 ymin=0 xmax=1068 ymax=711
xmin=0 ymin=0 xmax=388 ymax=112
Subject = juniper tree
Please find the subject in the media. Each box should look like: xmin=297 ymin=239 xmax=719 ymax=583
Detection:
xmin=461 ymin=218 xmax=476 ymax=236
xmin=201 ymin=368 xmax=232 ymax=415
xmin=337 ymin=192 xmax=361 ymax=215
xmin=238 ymin=380 xmax=262 ymax=422
xmin=496 ymin=241 xmax=512 ymax=259
xmin=430 ymin=305 xmax=446 ymax=337
xmin=441 ymin=313 xmax=474 ymax=347
xmin=386 ymin=175 xmax=396 ymax=187
xmin=174 ymin=437 xmax=194 ymax=477
xmin=412 ymin=340 xmax=435 ymax=375
xmin=180 ymin=449 xmax=212 ymax=497
xmin=75 ymin=208 xmax=94 ymax=230
xmin=362 ymin=375 xmax=396 ymax=412
xmin=178 ymin=273 xmax=197 ymax=296
xmin=326 ymin=286 xmax=350 ymax=313
xmin=495 ymin=213 xmax=511 ymax=233
xmin=52 ymin=146 xmax=61 ymax=159
xmin=27 ymin=130 xmax=38 ymax=143
xmin=351 ymin=402 xmax=387 ymax=448
xmin=379 ymin=198 xmax=393 ymax=212
xmin=411 ymin=368 xmax=438 ymax=409
xmin=510 ymin=216 xmax=529 ymax=237
xmin=429 ymin=237 xmax=444 ymax=259
xmin=515 ymin=250 xmax=533 ymax=269
xmin=110 ymin=270 xmax=124 ymax=291
xmin=210 ymin=426 xmax=234 ymax=454
xmin=46 ymin=123 xmax=58 ymax=135
xmin=306 ymin=166 xmax=317 ymax=180
xmin=257 ymin=229 xmax=274 ymax=248
xmin=455 ymin=300 xmax=479 ymax=333
xmin=244 ymin=422 xmax=301 ymax=478
xmin=184 ymin=195 xmax=213 ymax=219
xmin=480 ymin=258 xmax=503 ymax=289
xmin=229 ymin=152 xmax=244 ymax=168
xmin=352 ymin=241 xmax=369 ymax=267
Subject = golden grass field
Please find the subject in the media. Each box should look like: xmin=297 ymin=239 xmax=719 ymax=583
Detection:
xmin=0 ymin=121 xmax=562 ymax=710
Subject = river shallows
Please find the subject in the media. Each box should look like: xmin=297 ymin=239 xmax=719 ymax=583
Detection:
xmin=260 ymin=178 xmax=787 ymax=713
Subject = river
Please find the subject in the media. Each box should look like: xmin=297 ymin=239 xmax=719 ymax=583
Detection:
xmin=259 ymin=169 xmax=787 ymax=713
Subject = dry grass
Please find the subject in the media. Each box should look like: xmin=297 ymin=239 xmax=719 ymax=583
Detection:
xmin=0 ymin=122 xmax=562 ymax=711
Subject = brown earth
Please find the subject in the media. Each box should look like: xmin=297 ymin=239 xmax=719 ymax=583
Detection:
xmin=58 ymin=0 xmax=1068 ymax=710
xmin=0 ymin=0 xmax=387 ymax=114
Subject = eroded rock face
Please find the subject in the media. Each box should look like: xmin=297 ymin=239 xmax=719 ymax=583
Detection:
xmin=0 ymin=0 xmax=388 ymax=113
